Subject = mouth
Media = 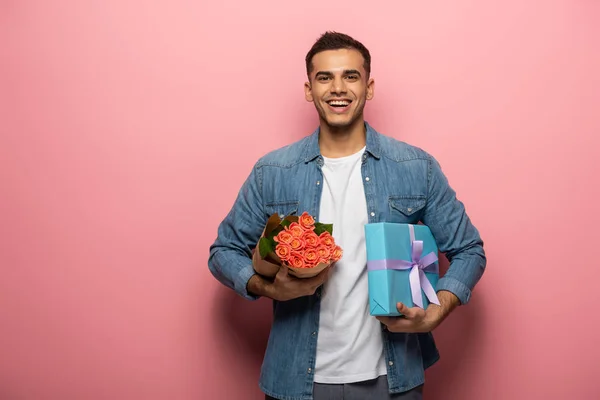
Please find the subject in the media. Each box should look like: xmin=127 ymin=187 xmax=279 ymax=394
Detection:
xmin=325 ymin=99 xmax=353 ymax=114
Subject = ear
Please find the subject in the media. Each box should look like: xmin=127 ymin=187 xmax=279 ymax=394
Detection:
xmin=304 ymin=81 xmax=314 ymax=102
xmin=366 ymin=77 xmax=375 ymax=101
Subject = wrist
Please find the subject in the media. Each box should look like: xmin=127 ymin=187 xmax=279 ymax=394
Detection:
xmin=424 ymin=291 xmax=458 ymax=330
xmin=247 ymin=273 xmax=273 ymax=298
xmin=437 ymin=290 xmax=460 ymax=317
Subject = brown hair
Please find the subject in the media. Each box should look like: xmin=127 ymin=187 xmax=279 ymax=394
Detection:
xmin=305 ymin=31 xmax=372 ymax=79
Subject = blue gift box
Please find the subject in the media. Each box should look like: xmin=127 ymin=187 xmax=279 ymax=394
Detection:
xmin=364 ymin=223 xmax=440 ymax=316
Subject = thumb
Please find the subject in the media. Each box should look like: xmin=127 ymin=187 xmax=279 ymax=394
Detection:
xmin=396 ymin=302 xmax=415 ymax=318
xmin=278 ymin=264 xmax=289 ymax=278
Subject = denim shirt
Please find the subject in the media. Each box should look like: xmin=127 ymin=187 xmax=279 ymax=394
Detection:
xmin=208 ymin=122 xmax=486 ymax=400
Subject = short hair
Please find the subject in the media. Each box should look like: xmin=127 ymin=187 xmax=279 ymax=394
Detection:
xmin=305 ymin=31 xmax=371 ymax=78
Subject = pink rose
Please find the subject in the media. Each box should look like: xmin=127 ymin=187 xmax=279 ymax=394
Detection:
xmin=303 ymin=248 xmax=319 ymax=267
xmin=331 ymin=245 xmax=343 ymax=262
xmin=275 ymin=243 xmax=292 ymax=261
xmin=286 ymin=222 xmax=305 ymax=238
xmin=319 ymin=231 xmax=335 ymax=248
xmin=302 ymin=230 xmax=320 ymax=248
xmin=274 ymin=230 xmax=294 ymax=244
xmin=290 ymin=237 xmax=306 ymax=251
xmin=316 ymin=245 xmax=331 ymax=261
xmin=287 ymin=252 xmax=305 ymax=269
xmin=299 ymin=212 xmax=316 ymax=230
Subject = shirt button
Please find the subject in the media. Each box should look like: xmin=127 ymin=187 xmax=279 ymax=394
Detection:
xmin=389 ymin=361 xmax=394 ymax=366
xmin=312 ymin=332 xmax=316 ymax=336
xmin=365 ymin=177 xmax=370 ymax=181
xmin=316 ymin=181 xmax=320 ymax=185
xmin=407 ymin=207 xmax=412 ymax=212
xmin=308 ymin=368 xmax=312 ymax=373
xmin=370 ymin=212 xmax=375 ymax=217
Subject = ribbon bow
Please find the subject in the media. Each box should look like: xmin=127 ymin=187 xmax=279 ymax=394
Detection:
xmin=368 ymin=225 xmax=440 ymax=308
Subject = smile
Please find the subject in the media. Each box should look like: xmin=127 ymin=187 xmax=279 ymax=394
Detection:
xmin=326 ymin=99 xmax=352 ymax=113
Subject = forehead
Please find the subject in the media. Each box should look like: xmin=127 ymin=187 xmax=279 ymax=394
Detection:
xmin=310 ymin=48 xmax=366 ymax=74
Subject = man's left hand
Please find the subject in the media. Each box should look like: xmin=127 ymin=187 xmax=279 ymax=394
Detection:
xmin=376 ymin=290 xmax=460 ymax=333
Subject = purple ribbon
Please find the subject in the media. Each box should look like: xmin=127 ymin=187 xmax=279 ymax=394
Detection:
xmin=367 ymin=225 xmax=440 ymax=308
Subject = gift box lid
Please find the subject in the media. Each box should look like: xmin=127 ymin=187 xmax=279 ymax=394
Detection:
xmin=364 ymin=222 xmax=439 ymax=263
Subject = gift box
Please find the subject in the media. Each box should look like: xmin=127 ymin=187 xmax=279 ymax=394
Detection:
xmin=364 ymin=223 xmax=440 ymax=316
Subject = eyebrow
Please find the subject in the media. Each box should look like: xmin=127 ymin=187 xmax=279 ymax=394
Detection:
xmin=315 ymin=69 xmax=362 ymax=78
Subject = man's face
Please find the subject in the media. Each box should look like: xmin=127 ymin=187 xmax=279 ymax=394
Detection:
xmin=305 ymin=48 xmax=374 ymax=129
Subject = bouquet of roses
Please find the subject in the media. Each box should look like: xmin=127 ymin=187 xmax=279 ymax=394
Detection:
xmin=252 ymin=211 xmax=343 ymax=278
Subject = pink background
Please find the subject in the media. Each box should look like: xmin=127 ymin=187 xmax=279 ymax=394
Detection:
xmin=2 ymin=1 xmax=599 ymax=399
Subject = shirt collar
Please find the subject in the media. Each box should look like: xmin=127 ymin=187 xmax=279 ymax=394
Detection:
xmin=302 ymin=121 xmax=382 ymax=163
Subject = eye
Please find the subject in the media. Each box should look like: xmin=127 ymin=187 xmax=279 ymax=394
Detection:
xmin=317 ymin=76 xmax=331 ymax=81
xmin=346 ymin=75 xmax=359 ymax=81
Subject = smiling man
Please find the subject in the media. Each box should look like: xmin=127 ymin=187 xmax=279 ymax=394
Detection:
xmin=208 ymin=32 xmax=486 ymax=400
xmin=306 ymin=48 xmax=373 ymax=140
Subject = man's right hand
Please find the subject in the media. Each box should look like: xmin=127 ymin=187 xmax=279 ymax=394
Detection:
xmin=247 ymin=264 xmax=334 ymax=301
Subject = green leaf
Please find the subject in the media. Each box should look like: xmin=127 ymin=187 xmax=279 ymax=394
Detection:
xmin=258 ymin=235 xmax=282 ymax=265
xmin=281 ymin=215 xmax=298 ymax=228
xmin=266 ymin=225 xmax=284 ymax=240
xmin=258 ymin=237 xmax=274 ymax=258
xmin=284 ymin=215 xmax=299 ymax=223
xmin=314 ymin=222 xmax=333 ymax=236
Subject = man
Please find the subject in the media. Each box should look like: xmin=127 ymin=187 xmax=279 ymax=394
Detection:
xmin=208 ymin=32 xmax=486 ymax=400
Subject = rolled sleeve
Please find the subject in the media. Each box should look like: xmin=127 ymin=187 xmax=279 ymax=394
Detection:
xmin=208 ymin=163 xmax=266 ymax=301
xmin=235 ymin=262 xmax=261 ymax=301
xmin=422 ymin=155 xmax=486 ymax=305
xmin=437 ymin=276 xmax=472 ymax=305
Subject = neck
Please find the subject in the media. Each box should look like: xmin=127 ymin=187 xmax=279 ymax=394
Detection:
xmin=318 ymin=117 xmax=366 ymax=158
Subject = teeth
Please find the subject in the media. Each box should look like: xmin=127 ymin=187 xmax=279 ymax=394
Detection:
xmin=329 ymin=100 xmax=350 ymax=106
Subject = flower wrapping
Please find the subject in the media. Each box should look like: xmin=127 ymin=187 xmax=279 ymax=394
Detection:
xmin=253 ymin=212 xmax=342 ymax=279
xmin=364 ymin=222 xmax=440 ymax=316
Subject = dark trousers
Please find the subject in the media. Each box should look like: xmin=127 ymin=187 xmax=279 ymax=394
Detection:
xmin=265 ymin=375 xmax=424 ymax=400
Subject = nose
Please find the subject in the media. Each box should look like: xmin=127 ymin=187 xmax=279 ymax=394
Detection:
xmin=330 ymin=76 xmax=347 ymax=95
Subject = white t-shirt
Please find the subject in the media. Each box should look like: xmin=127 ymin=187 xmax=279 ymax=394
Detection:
xmin=313 ymin=147 xmax=387 ymax=384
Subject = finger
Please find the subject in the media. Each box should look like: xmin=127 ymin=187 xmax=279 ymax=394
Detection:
xmin=376 ymin=316 xmax=393 ymax=325
xmin=293 ymin=267 xmax=329 ymax=294
xmin=277 ymin=264 xmax=289 ymax=278
xmin=376 ymin=316 xmax=418 ymax=333
xmin=396 ymin=302 xmax=425 ymax=321
xmin=306 ymin=266 xmax=331 ymax=285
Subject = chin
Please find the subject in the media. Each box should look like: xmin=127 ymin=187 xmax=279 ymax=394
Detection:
xmin=326 ymin=121 xmax=352 ymax=129
xmin=325 ymin=115 xmax=357 ymax=129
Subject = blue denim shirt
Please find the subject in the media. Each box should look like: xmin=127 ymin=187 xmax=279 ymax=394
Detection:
xmin=208 ymin=122 xmax=486 ymax=400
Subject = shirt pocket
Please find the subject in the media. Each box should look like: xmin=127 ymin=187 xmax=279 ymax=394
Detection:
xmin=388 ymin=195 xmax=426 ymax=223
xmin=265 ymin=200 xmax=300 ymax=219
